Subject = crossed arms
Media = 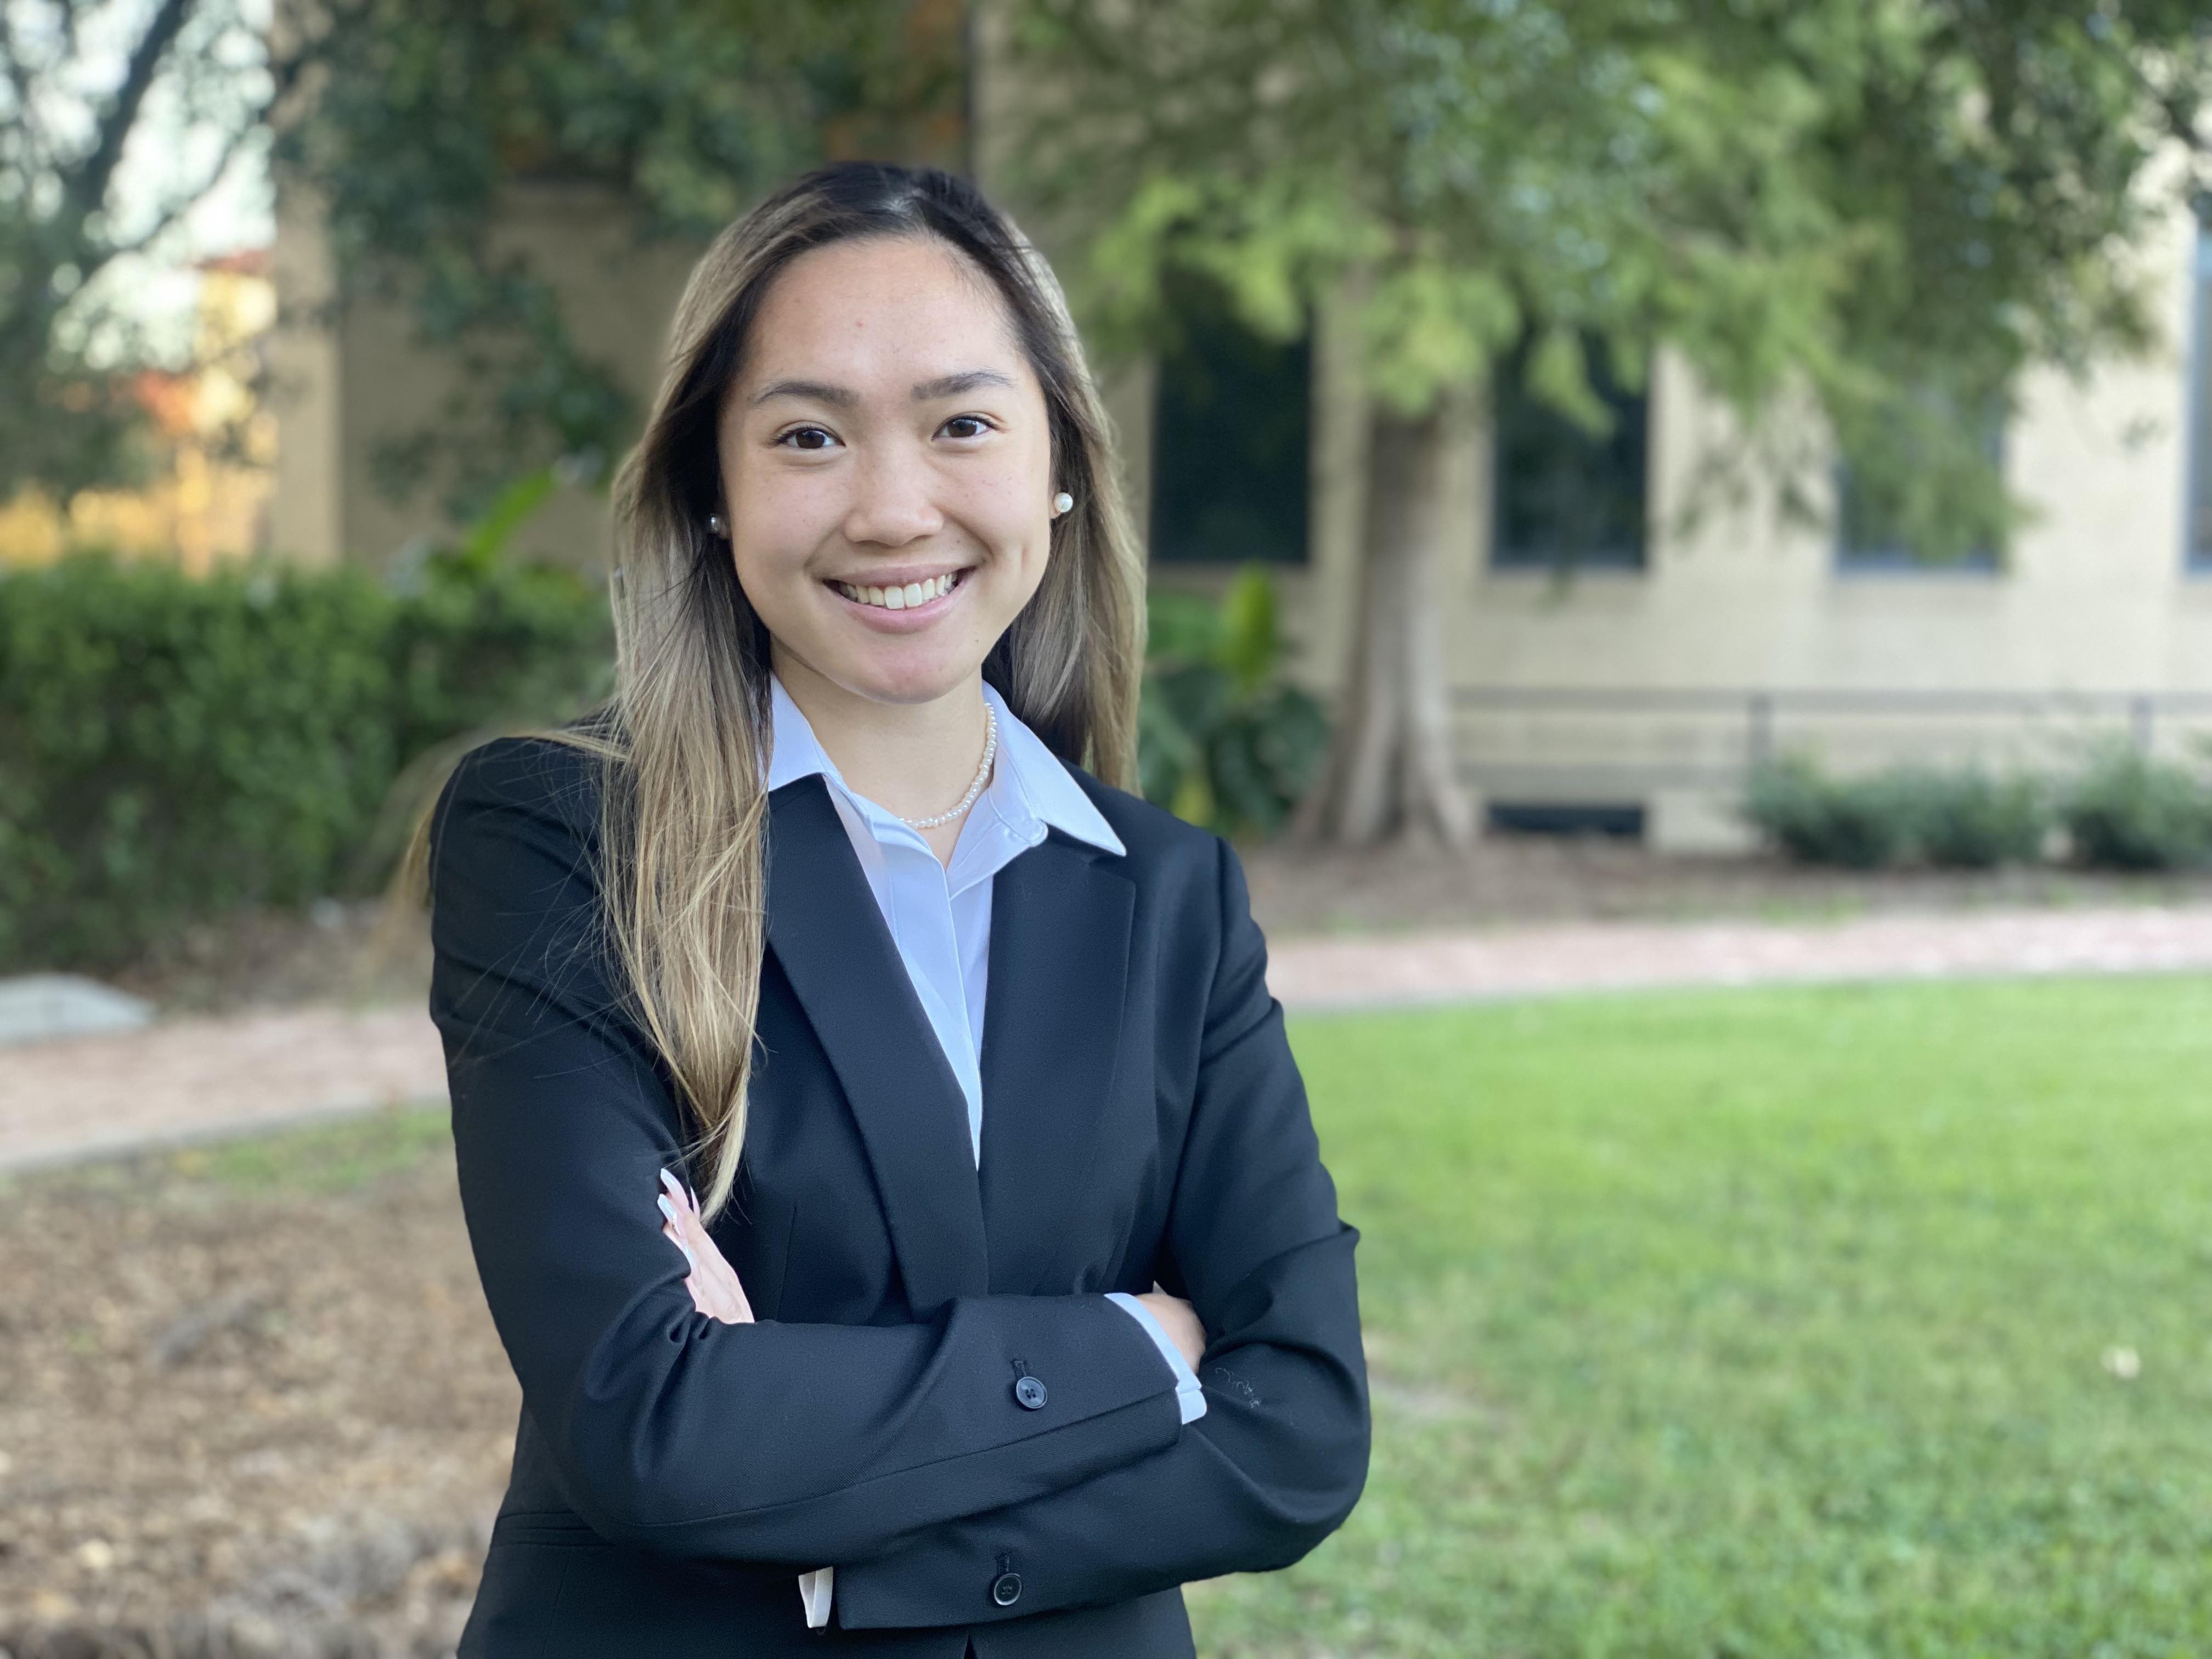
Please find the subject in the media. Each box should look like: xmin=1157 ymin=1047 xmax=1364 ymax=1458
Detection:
xmin=426 ymin=743 xmax=1369 ymax=1629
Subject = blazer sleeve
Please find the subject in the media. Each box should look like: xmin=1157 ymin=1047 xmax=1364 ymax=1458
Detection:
xmin=426 ymin=738 xmax=1184 ymax=1569
xmin=829 ymin=832 xmax=1371 ymax=1629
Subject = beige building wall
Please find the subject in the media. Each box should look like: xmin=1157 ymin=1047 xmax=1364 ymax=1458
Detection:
xmin=1439 ymin=184 xmax=2212 ymax=849
xmin=1126 ymin=182 xmax=2212 ymax=850
xmin=270 ymin=179 xmax=706 ymax=572
xmin=267 ymin=182 xmax=345 ymax=567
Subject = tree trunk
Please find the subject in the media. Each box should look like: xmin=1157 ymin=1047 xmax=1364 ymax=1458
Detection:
xmin=1292 ymin=397 xmax=1475 ymax=848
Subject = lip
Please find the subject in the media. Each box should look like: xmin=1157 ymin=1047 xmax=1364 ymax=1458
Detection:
xmin=823 ymin=565 xmax=974 ymax=631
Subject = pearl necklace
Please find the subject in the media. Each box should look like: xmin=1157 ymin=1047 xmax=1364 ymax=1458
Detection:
xmin=895 ymin=703 xmax=998 ymax=828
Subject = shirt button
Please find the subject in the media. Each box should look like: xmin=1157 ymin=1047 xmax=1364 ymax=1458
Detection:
xmin=1013 ymin=1374 xmax=1049 ymax=1410
xmin=991 ymin=1571 xmax=1023 ymax=1607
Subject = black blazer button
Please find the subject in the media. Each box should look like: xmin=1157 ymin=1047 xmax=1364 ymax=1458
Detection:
xmin=991 ymin=1571 xmax=1023 ymax=1607
xmin=1013 ymin=1374 xmax=1049 ymax=1410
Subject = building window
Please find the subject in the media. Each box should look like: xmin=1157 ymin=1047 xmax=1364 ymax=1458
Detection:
xmin=2188 ymin=216 xmax=2212 ymax=571
xmin=1490 ymin=331 xmax=1650 ymax=571
xmin=1149 ymin=274 xmax=1310 ymax=565
xmin=1486 ymin=800 xmax=1646 ymax=840
xmin=1835 ymin=394 xmax=2005 ymax=573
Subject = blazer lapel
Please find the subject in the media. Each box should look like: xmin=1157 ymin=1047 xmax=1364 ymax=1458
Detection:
xmin=762 ymin=775 xmax=988 ymax=1313
xmin=977 ymin=830 xmax=1136 ymax=1293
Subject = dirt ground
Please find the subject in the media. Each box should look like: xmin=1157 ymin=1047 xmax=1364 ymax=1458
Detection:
xmin=0 ymin=1116 xmax=515 ymax=1656
xmin=100 ymin=833 xmax=2212 ymax=1018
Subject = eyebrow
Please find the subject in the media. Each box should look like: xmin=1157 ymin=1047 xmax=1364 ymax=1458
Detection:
xmin=748 ymin=369 xmax=1016 ymax=409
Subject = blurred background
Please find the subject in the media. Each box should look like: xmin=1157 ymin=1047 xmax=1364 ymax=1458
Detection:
xmin=7 ymin=1 xmax=2212 ymax=1653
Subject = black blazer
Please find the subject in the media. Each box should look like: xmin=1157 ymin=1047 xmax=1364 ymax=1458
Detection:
xmin=425 ymin=727 xmax=1369 ymax=1657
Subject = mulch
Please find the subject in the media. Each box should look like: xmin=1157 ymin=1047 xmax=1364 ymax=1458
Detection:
xmin=0 ymin=1128 xmax=513 ymax=1656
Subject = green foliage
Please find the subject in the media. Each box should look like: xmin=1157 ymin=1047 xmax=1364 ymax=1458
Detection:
xmin=0 ymin=546 xmax=612 ymax=973
xmin=1012 ymin=0 xmax=2212 ymax=566
xmin=2059 ymin=746 xmax=2212 ymax=872
xmin=1743 ymin=755 xmax=1912 ymax=868
xmin=283 ymin=0 xmax=961 ymax=524
xmin=1205 ymin=975 xmax=2212 ymax=1654
xmin=0 ymin=0 xmax=290 ymax=504
xmin=1745 ymin=754 xmax=2051 ymax=868
xmin=1138 ymin=566 xmax=1328 ymax=837
xmin=1886 ymin=764 xmax=2050 ymax=867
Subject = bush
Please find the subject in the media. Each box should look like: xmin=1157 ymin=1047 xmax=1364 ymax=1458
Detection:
xmin=1138 ymin=566 xmax=1329 ymax=838
xmin=1884 ymin=767 xmax=2050 ymax=868
xmin=1745 ymin=756 xmax=2051 ymax=869
xmin=0 ymin=546 xmax=612 ymax=972
xmin=1743 ymin=756 xmax=1910 ymax=868
xmin=2059 ymin=747 xmax=2212 ymax=871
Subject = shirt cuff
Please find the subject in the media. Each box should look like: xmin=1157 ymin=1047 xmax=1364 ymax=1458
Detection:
xmin=798 ymin=1565 xmax=834 ymax=1628
xmin=1105 ymin=1292 xmax=1208 ymax=1424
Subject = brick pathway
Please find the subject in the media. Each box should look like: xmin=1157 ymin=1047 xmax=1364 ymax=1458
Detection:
xmin=9 ymin=904 xmax=2212 ymax=1172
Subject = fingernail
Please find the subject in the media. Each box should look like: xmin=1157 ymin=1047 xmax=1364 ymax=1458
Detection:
xmin=657 ymin=1194 xmax=679 ymax=1225
xmin=660 ymin=1169 xmax=685 ymax=1200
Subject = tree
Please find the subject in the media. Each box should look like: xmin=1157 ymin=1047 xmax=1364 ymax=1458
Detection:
xmin=277 ymin=0 xmax=966 ymax=527
xmin=0 ymin=0 xmax=347 ymax=504
xmin=1005 ymin=0 xmax=2212 ymax=846
xmin=0 ymin=0 xmax=963 ymax=523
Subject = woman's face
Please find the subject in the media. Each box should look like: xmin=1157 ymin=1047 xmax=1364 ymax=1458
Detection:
xmin=717 ymin=233 xmax=1057 ymax=708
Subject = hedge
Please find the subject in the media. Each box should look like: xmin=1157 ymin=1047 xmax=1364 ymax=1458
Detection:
xmin=0 ymin=549 xmax=613 ymax=973
xmin=1744 ymin=748 xmax=2212 ymax=872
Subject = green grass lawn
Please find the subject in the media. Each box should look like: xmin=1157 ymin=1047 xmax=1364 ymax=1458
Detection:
xmin=1186 ymin=975 xmax=2212 ymax=1658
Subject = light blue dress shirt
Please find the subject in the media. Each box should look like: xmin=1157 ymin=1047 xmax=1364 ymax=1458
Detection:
xmin=764 ymin=671 xmax=1205 ymax=1626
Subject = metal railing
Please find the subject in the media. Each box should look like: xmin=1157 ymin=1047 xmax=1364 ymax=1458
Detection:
xmin=1447 ymin=685 xmax=2212 ymax=795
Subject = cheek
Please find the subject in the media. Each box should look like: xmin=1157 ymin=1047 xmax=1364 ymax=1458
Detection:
xmin=963 ymin=444 xmax=1055 ymax=564
xmin=725 ymin=464 xmax=831 ymax=583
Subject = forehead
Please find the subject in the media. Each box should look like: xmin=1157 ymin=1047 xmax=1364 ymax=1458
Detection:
xmin=732 ymin=233 xmax=1034 ymax=398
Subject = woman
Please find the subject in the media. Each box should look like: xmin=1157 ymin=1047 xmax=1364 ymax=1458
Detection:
xmin=422 ymin=160 xmax=1367 ymax=1657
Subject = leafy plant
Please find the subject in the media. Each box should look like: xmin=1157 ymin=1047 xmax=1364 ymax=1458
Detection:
xmin=1743 ymin=757 xmax=1910 ymax=869
xmin=0 ymin=512 xmax=612 ymax=972
xmin=2059 ymin=747 xmax=2212 ymax=871
xmin=1138 ymin=565 xmax=1328 ymax=838
xmin=1882 ymin=766 xmax=2050 ymax=868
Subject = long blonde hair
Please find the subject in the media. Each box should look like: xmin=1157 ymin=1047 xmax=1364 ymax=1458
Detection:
xmin=400 ymin=162 xmax=1146 ymax=1219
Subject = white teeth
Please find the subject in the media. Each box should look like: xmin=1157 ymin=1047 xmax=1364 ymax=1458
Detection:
xmin=836 ymin=571 xmax=962 ymax=610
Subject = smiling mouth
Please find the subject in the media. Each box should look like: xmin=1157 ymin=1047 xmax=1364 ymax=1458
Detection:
xmin=828 ymin=569 xmax=968 ymax=612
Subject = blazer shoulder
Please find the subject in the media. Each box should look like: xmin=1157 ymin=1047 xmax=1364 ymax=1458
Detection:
xmin=1065 ymin=765 xmax=1226 ymax=877
xmin=428 ymin=720 xmax=616 ymax=885
xmin=440 ymin=719 xmax=610 ymax=818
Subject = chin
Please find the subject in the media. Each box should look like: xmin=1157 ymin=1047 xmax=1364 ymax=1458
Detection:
xmin=817 ymin=646 xmax=987 ymax=708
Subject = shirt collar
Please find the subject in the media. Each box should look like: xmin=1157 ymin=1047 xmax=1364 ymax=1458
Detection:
xmin=764 ymin=670 xmax=1125 ymax=859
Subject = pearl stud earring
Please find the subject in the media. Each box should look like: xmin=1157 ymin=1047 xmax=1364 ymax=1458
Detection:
xmin=707 ymin=512 xmax=727 ymax=537
xmin=1052 ymin=492 xmax=1074 ymax=517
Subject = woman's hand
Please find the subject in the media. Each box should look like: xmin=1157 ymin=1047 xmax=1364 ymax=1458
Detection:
xmin=1136 ymin=1286 xmax=1205 ymax=1372
xmin=658 ymin=1169 xmax=754 ymax=1324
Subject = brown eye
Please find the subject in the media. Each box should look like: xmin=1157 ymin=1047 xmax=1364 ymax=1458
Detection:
xmin=778 ymin=426 xmax=837 ymax=451
xmin=941 ymin=415 xmax=990 ymax=440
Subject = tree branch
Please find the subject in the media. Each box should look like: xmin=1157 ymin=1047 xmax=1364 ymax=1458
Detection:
xmin=90 ymin=110 xmax=263 ymax=274
xmin=62 ymin=0 xmax=199 ymax=235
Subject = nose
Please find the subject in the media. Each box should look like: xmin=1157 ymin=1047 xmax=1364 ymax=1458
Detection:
xmin=840 ymin=437 xmax=944 ymax=549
